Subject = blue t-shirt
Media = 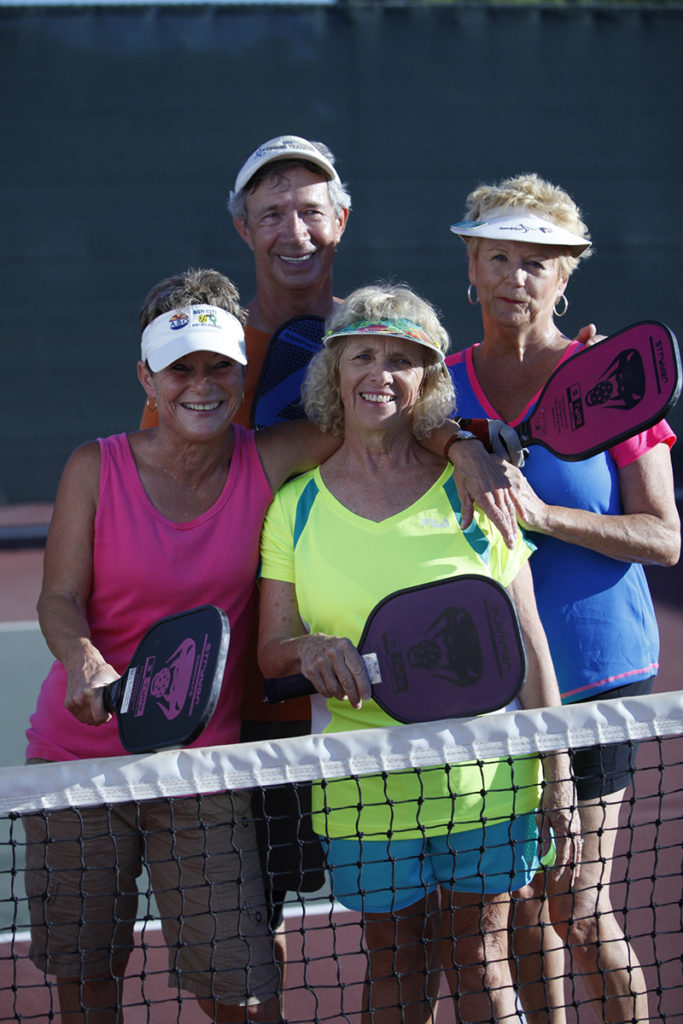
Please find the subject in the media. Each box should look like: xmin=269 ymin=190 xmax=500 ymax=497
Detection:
xmin=447 ymin=344 xmax=673 ymax=703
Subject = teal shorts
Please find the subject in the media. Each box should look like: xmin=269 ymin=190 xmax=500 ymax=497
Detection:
xmin=324 ymin=813 xmax=539 ymax=913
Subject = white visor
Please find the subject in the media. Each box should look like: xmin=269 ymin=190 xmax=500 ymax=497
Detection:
xmin=141 ymin=305 xmax=247 ymax=372
xmin=233 ymin=134 xmax=340 ymax=194
xmin=450 ymin=210 xmax=591 ymax=255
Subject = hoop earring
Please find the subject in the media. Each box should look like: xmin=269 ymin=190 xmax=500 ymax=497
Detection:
xmin=467 ymin=284 xmax=479 ymax=306
xmin=146 ymin=396 xmax=157 ymax=412
xmin=554 ymin=293 xmax=569 ymax=317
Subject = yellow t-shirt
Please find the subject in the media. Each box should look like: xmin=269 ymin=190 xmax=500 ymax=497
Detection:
xmin=260 ymin=466 xmax=541 ymax=840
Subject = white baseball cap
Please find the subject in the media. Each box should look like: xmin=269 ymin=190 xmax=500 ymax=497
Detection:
xmin=141 ymin=305 xmax=247 ymax=372
xmin=232 ymin=135 xmax=341 ymax=194
xmin=450 ymin=210 xmax=591 ymax=255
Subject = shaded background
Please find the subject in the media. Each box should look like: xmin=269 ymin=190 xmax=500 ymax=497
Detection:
xmin=2 ymin=2 xmax=683 ymax=503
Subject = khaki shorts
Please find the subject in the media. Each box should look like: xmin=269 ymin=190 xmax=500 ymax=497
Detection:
xmin=23 ymin=788 xmax=279 ymax=1005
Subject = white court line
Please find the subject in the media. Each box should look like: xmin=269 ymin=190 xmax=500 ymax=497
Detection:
xmin=0 ymin=620 xmax=40 ymax=632
xmin=0 ymin=900 xmax=343 ymax=947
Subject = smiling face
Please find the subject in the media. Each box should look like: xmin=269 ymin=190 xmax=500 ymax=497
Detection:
xmin=138 ymin=350 xmax=245 ymax=439
xmin=469 ymin=238 xmax=568 ymax=331
xmin=235 ymin=165 xmax=348 ymax=295
xmin=336 ymin=335 xmax=426 ymax=436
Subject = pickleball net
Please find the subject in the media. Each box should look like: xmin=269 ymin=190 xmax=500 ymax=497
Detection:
xmin=1 ymin=690 xmax=681 ymax=1023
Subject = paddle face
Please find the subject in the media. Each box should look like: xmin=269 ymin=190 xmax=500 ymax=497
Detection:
xmin=263 ymin=575 xmax=527 ymax=722
xmin=251 ymin=315 xmax=326 ymax=430
xmin=103 ymin=605 xmax=229 ymax=753
xmin=363 ymin=576 xmax=526 ymax=722
xmin=519 ymin=321 xmax=681 ymax=459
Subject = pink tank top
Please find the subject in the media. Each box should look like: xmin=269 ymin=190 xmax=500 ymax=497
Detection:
xmin=26 ymin=427 xmax=273 ymax=761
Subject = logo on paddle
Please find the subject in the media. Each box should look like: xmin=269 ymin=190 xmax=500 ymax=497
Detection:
xmin=131 ymin=634 xmax=213 ymax=721
xmin=382 ymin=607 xmax=484 ymax=692
xmin=586 ymin=349 xmax=645 ymax=410
xmin=149 ymin=638 xmax=197 ymax=720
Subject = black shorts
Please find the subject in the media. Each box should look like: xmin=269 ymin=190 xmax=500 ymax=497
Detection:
xmin=241 ymin=720 xmax=326 ymax=929
xmin=570 ymin=677 xmax=655 ymax=801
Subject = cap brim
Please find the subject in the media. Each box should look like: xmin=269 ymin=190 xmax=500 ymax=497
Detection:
xmin=234 ymin=136 xmax=340 ymax=194
xmin=450 ymin=214 xmax=591 ymax=255
xmin=146 ymin=337 xmax=247 ymax=373
xmin=323 ymin=320 xmax=445 ymax=362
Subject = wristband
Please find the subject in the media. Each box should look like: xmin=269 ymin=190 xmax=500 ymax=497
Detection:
xmin=443 ymin=430 xmax=477 ymax=459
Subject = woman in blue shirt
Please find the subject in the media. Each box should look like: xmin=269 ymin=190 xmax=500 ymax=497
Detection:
xmin=447 ymin=173 xmax=679 ymax=1024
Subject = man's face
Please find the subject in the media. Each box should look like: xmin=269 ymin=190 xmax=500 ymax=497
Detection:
xmin=235 ymin=165 xmax=348 ymax=294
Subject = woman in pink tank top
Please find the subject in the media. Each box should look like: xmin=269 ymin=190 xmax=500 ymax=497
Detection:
xmin=24 ymin=268 xmax=346 ymax=1024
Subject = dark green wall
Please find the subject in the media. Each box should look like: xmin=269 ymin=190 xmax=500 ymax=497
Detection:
xmin=2 ymin=3 xmax=682 ymax=501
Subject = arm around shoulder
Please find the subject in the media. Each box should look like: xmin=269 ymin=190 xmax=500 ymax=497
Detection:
xmin=254 ymin=420 xmax=340 ymax=492
xmin=421 ymin=420 xmax=518 ymax=549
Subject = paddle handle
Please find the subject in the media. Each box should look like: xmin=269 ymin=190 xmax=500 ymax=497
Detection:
xmin=458 ymin=417 xmax=527 ymax=466
xmin=516 ymin=420 xmax=532 ymax=448
xmin=263 ymin=674 xmax=316 ymax=703
xmin=456 ymin=415 xmax=493 ymax=448
xmin=102 ymin=677 xmax=122 ymax=714
xmin=263 ymin=653 xmax=380 ymax=704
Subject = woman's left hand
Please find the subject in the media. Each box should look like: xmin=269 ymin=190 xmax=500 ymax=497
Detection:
xmin=448 ymin=441 xmax=519 ymax=548
xmin=505 ymin=444 xmax=680 ymax=564
xmin=539 ymin=766 xmax=583 ymax=883
xmin=506 ymin=566 xmax=582 ymax=882
xmin=501 ymin=464 xmax=549 ymax=533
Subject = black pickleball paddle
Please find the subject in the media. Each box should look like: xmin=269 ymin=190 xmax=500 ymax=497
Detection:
xmin=103 ymin=605 xmax=229 ymax=753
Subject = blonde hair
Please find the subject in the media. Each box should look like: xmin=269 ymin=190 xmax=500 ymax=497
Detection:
xmin=302 ymin=283 xmax=455 ymax=438
xmin=463 ymin=172 xmax=591 ymax=277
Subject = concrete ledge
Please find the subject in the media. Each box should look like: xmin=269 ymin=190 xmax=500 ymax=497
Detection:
xmin=0 ymin=505 xmax=52 ymax=550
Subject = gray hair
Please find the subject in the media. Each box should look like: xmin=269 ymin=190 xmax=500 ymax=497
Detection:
xmin=302 ymin=283 xmax=455 ymax=439
xmin=139 ymin=267 xmax=247 ymax=332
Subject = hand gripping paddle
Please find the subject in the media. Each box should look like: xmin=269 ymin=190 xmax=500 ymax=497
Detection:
xmin=263 ymin=575 xmax=527 ymax=723
xmin=251 ymin=315 xmax=326 ymax=430
xmin=459 ymin=321 xmax=681 ymax=463
xmin=102 ymin=605 xmax=229 ymax=753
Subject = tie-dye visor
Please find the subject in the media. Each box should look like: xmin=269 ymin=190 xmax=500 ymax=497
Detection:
xmin=323 ymin=317 xmax=445 ymax=362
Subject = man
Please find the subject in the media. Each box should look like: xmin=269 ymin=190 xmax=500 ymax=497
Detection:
xmin=223 ymin=136 xmax=515 ymax=997
xmin=226 ymin=135 xmax=351 ymax=424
